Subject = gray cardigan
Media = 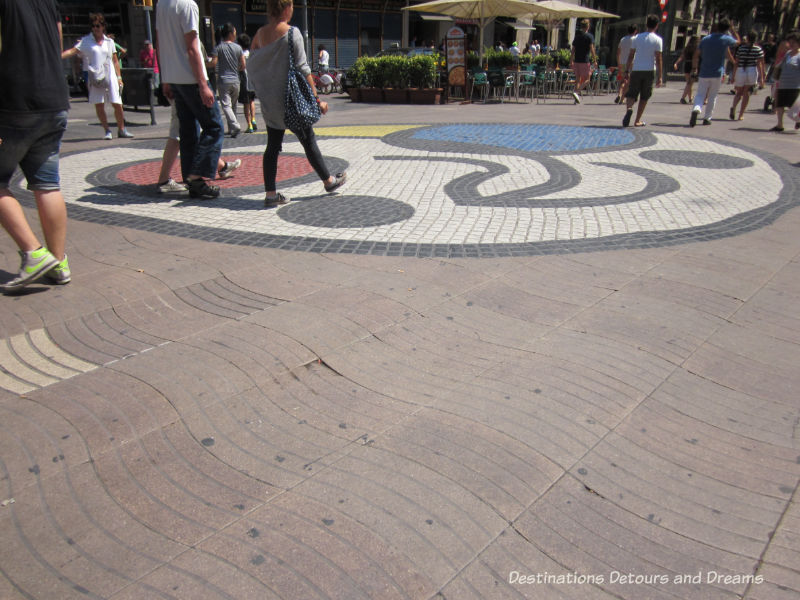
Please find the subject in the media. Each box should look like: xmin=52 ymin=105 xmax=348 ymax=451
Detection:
xmin=247 ymin=27 xmax=311 ymax=130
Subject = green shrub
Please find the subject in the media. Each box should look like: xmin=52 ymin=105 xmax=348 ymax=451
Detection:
xmin=347 ymin=57 xmax=369 ymax=87
xmin=379 ymin=55 xmax=409 ymax=87
xmin=408 ymin=55 xmax=437 ymax=88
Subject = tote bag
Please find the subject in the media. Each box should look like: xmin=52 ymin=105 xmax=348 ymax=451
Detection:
xmin=284 ymin=27 xmax=320 ymax=134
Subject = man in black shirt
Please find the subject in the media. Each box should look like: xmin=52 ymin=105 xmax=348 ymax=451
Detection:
xmin=570 ymin=18 xmax=596 ymax=103
xmin=0 ymin=0 xmax=71 ymax=292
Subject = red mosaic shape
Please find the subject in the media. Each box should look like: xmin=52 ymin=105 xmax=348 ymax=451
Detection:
xmin=116 ymin=155 xmax=315 ymax=188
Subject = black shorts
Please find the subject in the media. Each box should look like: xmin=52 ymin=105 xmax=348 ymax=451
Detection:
xmin=626 ymin=71 xmax=655 ymax=101
xmin=776 ymin=88 xmax=800 ymax=108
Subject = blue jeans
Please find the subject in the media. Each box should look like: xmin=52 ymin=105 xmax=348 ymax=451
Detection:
xmin=170 ymin=83 xmax=224 ymax=181
xmin=0 ymin=110 xmax=68 ymax=191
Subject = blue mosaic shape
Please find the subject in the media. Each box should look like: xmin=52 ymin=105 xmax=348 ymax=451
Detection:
xmin=411 ymin=124 xmax=635 ymax=152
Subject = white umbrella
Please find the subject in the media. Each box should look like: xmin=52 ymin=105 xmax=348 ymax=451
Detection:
xmin=402 ymin=0 xmax=562 ymax=64
xmin=524 ymin=1 xmax=619 ymax=58
xmin=532 ymin=0 xmax=618 ymax=19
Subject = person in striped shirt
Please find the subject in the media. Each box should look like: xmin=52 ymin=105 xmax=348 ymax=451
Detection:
xmin=729 ymin=31 xmax=765 ymax=121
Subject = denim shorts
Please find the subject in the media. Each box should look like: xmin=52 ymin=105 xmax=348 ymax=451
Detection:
xmin=0 ymin=110 xmax=68 ymax=191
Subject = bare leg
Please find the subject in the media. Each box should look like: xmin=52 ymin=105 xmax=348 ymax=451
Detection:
xmin=242 ymin=100 xmax=252 ymax=128
xmin=776 ymin=107 xmax=785 ymax=129
xmin=731 ymin=87 xmax=743 ymax=115
xmin=738 ymin=88 xmax=751 ymax=118
xmin=94 ymin=103 xmax=109 ymax=130
xmin=158 ymin=137 xmax=180 ymax=184
xmin=0 ymin=189 xmax=40 ymax=252
xmin=681 ymin=74 xmax=692 ymax=100
xmin=634 ymin=100 xmax=648 ymax=125
xmin=112 ymin=103 xmax=126 ymax=130
xmin=34 ymin=190 xmax=67 ymax=261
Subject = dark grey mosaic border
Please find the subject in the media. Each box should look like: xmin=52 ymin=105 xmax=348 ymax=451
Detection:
xmin=11 ymin=125 xmax=800 ymax=258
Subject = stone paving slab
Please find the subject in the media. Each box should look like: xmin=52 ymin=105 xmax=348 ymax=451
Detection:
xmin=1 ymin=90 xmax=799 ymax=599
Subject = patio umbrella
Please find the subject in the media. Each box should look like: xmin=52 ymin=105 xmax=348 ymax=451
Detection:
xmin=532 ymin=0 xmax=618 ymax=19
xmin=402 ymin=0 xmax=562 ymax=64
xmin=524 ymin=1 xmax=618 ymax=57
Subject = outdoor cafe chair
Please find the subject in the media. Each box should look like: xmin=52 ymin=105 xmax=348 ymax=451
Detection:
xmin=470 ymin=70 xmax=490 ymax=103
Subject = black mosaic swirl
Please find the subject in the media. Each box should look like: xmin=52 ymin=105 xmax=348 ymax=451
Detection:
xmin=277 ymin=195 xmax=414 ymax=228
xmin=640 ymin=150 xmax=755 ymax=169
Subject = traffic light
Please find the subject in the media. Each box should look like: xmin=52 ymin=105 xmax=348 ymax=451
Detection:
xmin=132 ymin=0 xmax=153 ymax=7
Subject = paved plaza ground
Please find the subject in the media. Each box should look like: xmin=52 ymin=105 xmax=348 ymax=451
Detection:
xmin=1 ymin=85 xmax=799 ymax=599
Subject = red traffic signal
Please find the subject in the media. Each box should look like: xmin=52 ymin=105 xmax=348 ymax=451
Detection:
xmin=659 ymin=0 xmax=667 ymax=8
xmin=661 ymin=10 xmax=668 ymax=22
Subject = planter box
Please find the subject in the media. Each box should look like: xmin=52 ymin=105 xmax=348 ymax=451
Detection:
xmin=359 ymin=88 xmax=384 ymax=103
xmin=383 ymin=88 xmax=409 ymax=104
xmin=408 ymin=88 xmax=442 ymax=105
xmin=346 ymin=87 xmax=361 ymax=102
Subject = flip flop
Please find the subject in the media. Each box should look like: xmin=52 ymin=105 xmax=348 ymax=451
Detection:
xmin=634 ymin=122 xmax=647 ymax=127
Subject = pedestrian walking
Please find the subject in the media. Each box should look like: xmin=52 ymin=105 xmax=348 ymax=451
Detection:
xmin=1 ymin=0 xmax=71 ymax=292
xmin=621 ymin=14 xmax=663 ymax=127
xmin=615 ymin=25 xmax=637 ymax=103
xmin=570 ymin=19 xmax=596 ymax=103
xmin=673 ymin=35 xmax=698 ymax=103
xmin=770 ymin=31 xmax=800 ymax=131
xmin=689 ymin=19 xmax=738 ymax=127
xmin=729 ymin=31 xmax=765 ymax=121
xmin=248 ymin=0 xmax=346 ymax=206
xmin=238 ymin=33 xmax=258 ymax=133
xmin=155 ymin=0 xmax=225 ymax=199
xmin=215 ymin=22 xmax=245 ymax=137
xmin=61 ymin=13 xmax=134 ymax=140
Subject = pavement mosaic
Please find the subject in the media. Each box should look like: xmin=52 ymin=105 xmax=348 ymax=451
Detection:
xmin=19 ymin=123 xmax=798 ymax=257
xmin=2 ymin=101 xmax=800 ymax=600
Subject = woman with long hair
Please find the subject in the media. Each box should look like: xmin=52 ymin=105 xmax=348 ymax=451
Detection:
xmin=674 ymin=35 xmax=698 ymax=104
xmin=248 ymin=0 xmax=346 ymax=206
xmin=729 ymin=31 xmax=765 ymax=121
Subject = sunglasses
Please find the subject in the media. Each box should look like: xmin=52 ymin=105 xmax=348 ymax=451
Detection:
xmin=92 ymin=23 xmax=104 ymax=28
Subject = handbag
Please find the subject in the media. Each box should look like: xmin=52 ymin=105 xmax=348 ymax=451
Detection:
xmin=284 ymin=27 xmax=320 ymax=134
xmin=88 ymin=64 xmax=109 ymax=89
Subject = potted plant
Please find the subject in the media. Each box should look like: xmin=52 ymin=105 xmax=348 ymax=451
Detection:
xmin=381 ymin=55 xmax=410 ymax=103
xmin=407 ymin=55 xmax=441 ymax=104
xmin=345 ymin=58 xmax=367 ymax=101
xmin=360 ymin=57 xmax=384 ymax=102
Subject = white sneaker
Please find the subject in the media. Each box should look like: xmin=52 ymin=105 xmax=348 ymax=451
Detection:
xmin=572 ymin=91 xmax=581 ymax=104
xmin=103 ymin=130 xmax=113 ymax=140
xmin=218 ymin=159 xmax=241 ymax=180
xmin=158 ymin=178 xmax=188 ymax=194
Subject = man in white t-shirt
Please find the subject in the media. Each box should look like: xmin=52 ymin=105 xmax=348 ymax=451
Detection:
xmin=156 ymin=0 xmax=224 ymax=199
xmin=622 ymin=14 xmax=663 ymax=127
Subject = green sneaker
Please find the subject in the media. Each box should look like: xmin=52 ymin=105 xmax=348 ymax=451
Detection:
xmin=45 ymin=254 xmax=71 ymax=285
xmin=2 ymin=247 xmax=59 ymax=293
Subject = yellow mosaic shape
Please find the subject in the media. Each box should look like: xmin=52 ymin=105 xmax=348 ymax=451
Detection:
xmin=315 ymin=125 xmax=422 ymax=137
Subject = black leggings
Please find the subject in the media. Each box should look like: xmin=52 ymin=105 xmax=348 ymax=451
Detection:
xmin=263 ymin=126 xmax=329 ymax=192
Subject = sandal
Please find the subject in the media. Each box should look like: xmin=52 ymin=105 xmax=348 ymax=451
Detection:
xmin=634 ymin=121 xmax=647 ymax=127
xmin=187 ymin=179 xmax=220 ymax=199
xmin=264 ymin=193 xmax=290 ymax=207
xmin=770 ymin=126 xmax=784 ymax=132
xmin=796 ymin=122 xmax=800 ymax=130
xmin=324 ymin=172 xmax=347 ymax=193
